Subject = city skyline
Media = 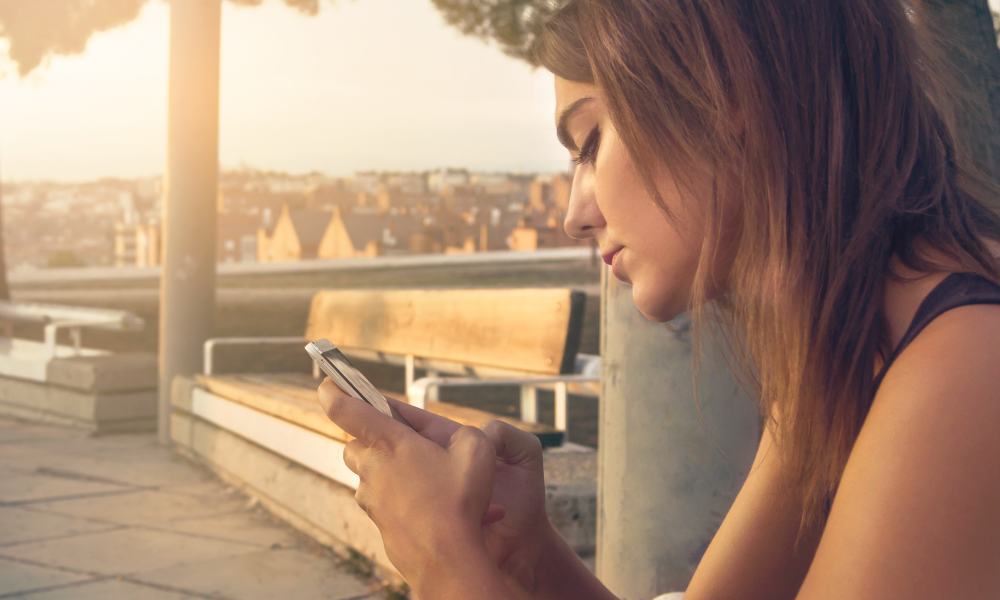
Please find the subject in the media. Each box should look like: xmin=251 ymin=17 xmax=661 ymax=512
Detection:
xmin=0 ymin=0 xmax=570 ymax=183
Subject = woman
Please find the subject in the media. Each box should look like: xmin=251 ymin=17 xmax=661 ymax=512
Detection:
xmin=319 ymin=0 xmax=1000 ymax=598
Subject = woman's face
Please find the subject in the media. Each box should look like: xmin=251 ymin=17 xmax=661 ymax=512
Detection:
xmin=556 ymin=76 xmax=724 ymax=322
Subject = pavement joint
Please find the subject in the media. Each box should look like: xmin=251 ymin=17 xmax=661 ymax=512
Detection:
xmin=0 ymin=524 xmax=127 ymax=550
xmin=123 ymin=524 xmax=278 ymax=549
xmin=0 ymin=488 xmax=141 ymax=508
xmin=0 ymin=554 xmax=101 ymax=578
xmin=115 ymin=576 xmax=235 ymax=600
xmin=0 ymin=577 xmax=109 ymax=599
xmin=32 ymin=467 xmax=152 ymax=489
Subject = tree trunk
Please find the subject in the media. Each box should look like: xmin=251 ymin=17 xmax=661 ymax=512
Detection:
xmin=924 ymin=0 xmax=1000 ymax=185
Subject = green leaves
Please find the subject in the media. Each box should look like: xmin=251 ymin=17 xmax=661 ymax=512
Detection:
xmin=429 ymin=0 xmax=568 ymax=65
xmin=0 ymin=0 xmax=147 ymax=77
xmin=0 ymin=0 xmax=340 ymax=79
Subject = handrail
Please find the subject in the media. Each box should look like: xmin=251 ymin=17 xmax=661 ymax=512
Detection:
xmin=0 ymin=300 xmax=144 ymax=332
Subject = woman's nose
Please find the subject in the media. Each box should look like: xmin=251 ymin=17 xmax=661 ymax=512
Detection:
xmin=563 ymin=170 xmax=605 ymax=239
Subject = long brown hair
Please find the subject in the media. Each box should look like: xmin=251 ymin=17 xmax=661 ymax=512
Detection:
xmin=535 ymin=0 xmax=1000 ymax=530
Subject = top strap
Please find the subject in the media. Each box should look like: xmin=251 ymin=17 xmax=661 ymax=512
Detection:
xmin=873 ymin=272 xmax=1000 ymax=393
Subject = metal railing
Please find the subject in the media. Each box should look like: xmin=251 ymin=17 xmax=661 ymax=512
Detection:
xmin=0 ymin=300 xmax=145 ymax=359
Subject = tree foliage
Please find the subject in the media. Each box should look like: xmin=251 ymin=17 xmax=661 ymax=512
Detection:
xmin=429 ymin=0 xmax=567 ymax=66
xmin=0 ymin=0 xmax=147 ymax=77
xmin=0 ymin=0 xmax=336 ymax=78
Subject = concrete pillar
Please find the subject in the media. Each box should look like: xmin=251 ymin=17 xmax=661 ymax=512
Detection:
xmin=158 ymin=0 xmax=222 ymax=444
xmin=596 ymin=265 xmax=760 ymax=598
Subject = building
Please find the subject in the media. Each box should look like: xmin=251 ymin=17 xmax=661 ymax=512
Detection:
xmin=135 ymin=223 xmax=160 ymax=267
xmin=257 ymin=205 xmax=334 ymax=262
xmin=470 ymin=172 xmax=522 ymax=196
xmin=114 ymin=223 xmax=136 ymax=267
xmin=317 ymin=208 xmax=422 ymax=259
xmin=218 ymin=213 xmax=262 ymax=263
xmin=507 ymin=216 xmax=581 ymax=251
xmin=386 ymin=172 xmax=427 ymax=195
xmin=353 ymin=171 xmax=382 ymax=195
xmin=427 ymin=168 xmax=469 ymax=193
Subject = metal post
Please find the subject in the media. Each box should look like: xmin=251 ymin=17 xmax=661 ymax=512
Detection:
xmin=520 ymin=385 xmax=538 ymax=423
xmin=595 ymin=265 xmax=760 ymax=596
xmin=554 ymin=381 xmax=568 ymax=431
xmin=158 ymin=0 xmax=222 ymax=444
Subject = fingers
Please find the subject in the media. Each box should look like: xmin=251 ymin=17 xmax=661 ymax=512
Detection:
xmin=480 ymin=420 xmax=543 ymax=466
xmin=318 ymin=378 xmax=409 ymax=449
xmin=386 ymin=396 xmax=463 ymax=448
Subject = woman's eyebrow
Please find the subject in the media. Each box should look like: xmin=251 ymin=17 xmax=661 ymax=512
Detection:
xmin=557 ymin=97 xmax=595 ymax=151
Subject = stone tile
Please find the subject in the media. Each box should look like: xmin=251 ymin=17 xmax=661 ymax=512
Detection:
xmin=136 ymin=547 xmax=375 ymax=600
xmin=162 ymin=510 xmax=300 ymax=548
xmin=31 ymin=488 xmax=245 ymax=529
xmin=0 ymin=557 xmax=93 ymax=596
xmin=0 ymin=423 xmax=83 ymax=444
xmin=1 ymin=527 xmax=257 ymax=576
xmin=0 ymin=506 xmax=120 ymax=547
xmin=0 ymin=471 xmax=131 ymax=505
xmin=10 ymin=440 xmax=211 ymax=488
xmin=18 ymin=579 xmax=197 ymax=600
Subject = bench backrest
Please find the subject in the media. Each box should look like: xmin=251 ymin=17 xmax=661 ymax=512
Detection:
xmin=304 ymin=288 xmax=586 ymax=375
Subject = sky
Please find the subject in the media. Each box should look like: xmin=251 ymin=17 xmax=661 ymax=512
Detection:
xmin=0 ymin=0 xmax=570 ymax=182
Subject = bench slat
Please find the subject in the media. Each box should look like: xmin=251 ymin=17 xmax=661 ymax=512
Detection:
xmin=195 ymin=373 xmax=564 ymax=447
xmin=304 ymin=289 xmax=585 ymax=375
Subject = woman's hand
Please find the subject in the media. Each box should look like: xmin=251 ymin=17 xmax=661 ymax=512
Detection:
xmin=317 ymin=379 xmax=553 ymax=598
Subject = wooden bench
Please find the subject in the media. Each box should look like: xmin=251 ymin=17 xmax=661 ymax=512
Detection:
xmin=171 ymin=287 xmax=600 ymax=583
xmin=0 ymin=300 xmax=157 ymax=433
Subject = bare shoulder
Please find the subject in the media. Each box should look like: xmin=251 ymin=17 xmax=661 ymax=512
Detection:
xmin=796 ymin=305 xmax=1000 ymax=599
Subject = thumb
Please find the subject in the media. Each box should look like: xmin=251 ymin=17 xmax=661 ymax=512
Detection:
xmin=480 ymin=420 xmax=544 ymax=469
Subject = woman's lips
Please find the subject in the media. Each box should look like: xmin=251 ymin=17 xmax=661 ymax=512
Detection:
xmin=604 ymin=248 xmax=631 ymax=284
xmin=602 ymin=248 xmax=621 ymax=266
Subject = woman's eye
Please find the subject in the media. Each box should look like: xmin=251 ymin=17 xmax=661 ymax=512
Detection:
xmin=572 ymin=126 xmax=601 ymax=166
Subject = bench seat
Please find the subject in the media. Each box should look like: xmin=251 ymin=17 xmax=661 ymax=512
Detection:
xmin=195 ymin=372 xmax=565 ymax=447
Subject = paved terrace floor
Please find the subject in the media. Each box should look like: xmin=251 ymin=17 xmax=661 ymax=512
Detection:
xmin=0 ymin=418 xmax=381 ymax=599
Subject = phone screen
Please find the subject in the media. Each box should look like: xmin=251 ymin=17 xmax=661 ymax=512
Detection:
xmin=306 ymin=339 xmax=412 ymax=428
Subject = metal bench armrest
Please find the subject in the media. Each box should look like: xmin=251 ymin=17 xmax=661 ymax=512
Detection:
xmin=43 ymin=319 xmax=124 ymax=359
xmin=406 ymin=374 xmax=600 ymax=432
xmin=203 ymin=337 xmax=306 ymax=375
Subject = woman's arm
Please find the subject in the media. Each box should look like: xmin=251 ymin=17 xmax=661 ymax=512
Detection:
xmin=795 ymin=305 xmax=1000 ymax=599
xmin=683 ymin=415 xmax=823 ymax=600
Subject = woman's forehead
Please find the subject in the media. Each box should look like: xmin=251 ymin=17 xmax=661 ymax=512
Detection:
xmin=554 ymin=76 xmax=599 ymax=116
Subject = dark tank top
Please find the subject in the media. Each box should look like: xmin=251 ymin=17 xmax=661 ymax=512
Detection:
xmin=872 ymin=272 xmax=1000 ymax=394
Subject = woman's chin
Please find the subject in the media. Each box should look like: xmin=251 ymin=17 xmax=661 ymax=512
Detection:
xmin=631 ymin=282 xmax=684 ymax=324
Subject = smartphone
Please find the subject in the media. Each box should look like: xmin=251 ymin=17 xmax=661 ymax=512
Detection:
xmin=306 ymin=339 xmax=412 ymax=428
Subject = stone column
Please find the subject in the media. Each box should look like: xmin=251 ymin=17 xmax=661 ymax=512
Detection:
xmin=595 ymin=265 xmax=760 ymax=597
xmin=158 ymin=0 xmax=222 ymax=444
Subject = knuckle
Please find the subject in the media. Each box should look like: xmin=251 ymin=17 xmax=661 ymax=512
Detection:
xmin=481 ymin=419 xmax=504 ymax=437
xmin=368 ymin=437 xmax=395 ymax=458
xmin=457 ymin=425 xmax=493 ymax=455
